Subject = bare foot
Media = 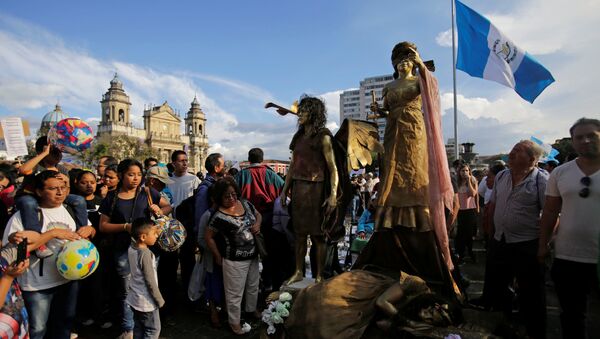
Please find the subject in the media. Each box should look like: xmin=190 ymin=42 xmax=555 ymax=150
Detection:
xmin=284 ymin=271 xmax=303 ymax=286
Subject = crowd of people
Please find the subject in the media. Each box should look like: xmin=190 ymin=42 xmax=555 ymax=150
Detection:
xmin=0 ymin=117 xmax=598 ymax=339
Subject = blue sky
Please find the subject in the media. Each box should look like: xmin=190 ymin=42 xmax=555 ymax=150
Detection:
xmin=1 ymin=0 xmax=598 ymax=160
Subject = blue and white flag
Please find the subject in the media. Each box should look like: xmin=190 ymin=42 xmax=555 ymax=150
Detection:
xmin=530 ymin=136 xmax=560 ymax=163
xmin=455 ymin=0 xmax=555 ymax=103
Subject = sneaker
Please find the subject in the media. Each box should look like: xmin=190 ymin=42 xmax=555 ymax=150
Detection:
xmin=100 ymin=321 xmax=113 ymax=329
xmin=35 ymin=245 xmax=53 ymax=259
xmin=81 ymin=319 xmax=94 ymax=326
xmin=241 ymin=322 xmax=252 ymax=333
xmin=70 ymin=333 xmax=78 ymax=339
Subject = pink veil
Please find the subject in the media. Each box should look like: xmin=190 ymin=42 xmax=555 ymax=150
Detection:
xmin=419 ymin=67 xmax=455 ymax=271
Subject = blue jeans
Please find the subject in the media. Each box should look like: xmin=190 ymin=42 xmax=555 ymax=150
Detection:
xmin=22 ymin=281 xmax=78 ymax=339
xmin=16 ymin=194 xmax=88 ymax=231
xmin=132 ymin=309 xmax=161 ymax=339
xmin=350 ymin=195 xmax=360 ymax=222
xmin=115 ymin=249 xmax=134 ymax=332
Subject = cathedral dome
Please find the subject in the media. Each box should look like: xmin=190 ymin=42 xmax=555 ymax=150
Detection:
xmin=42 ymin=104 xmax=69 ymax=124
xmin=39 ymin=103 xmax=70 ymax=135
xmin=110 ymin=73 xmax=123 ymax=89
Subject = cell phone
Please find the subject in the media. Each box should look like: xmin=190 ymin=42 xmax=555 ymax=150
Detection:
xmin=16 ymin=238 xmax=28 ymax=264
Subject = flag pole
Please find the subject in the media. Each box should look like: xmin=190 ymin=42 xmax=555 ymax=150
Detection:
xmin=451 ymin=0 xmax=459 ymax=160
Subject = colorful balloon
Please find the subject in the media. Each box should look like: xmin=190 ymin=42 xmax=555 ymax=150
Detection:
xmin=48 ymin=118 xmax=94 ymax=153
xmin=56 ymin=239 xmax=100 ymax=280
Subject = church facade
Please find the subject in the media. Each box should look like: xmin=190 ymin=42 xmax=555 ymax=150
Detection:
xmin=96 ymin=74 xmax=209 ymax=173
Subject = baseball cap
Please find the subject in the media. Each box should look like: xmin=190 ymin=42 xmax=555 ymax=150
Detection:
xmin=146 ymin=165 xmax=173 ymax=184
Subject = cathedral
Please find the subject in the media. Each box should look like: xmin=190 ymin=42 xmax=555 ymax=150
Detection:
xmin=96 ymin=74 xmax=209 ymax=173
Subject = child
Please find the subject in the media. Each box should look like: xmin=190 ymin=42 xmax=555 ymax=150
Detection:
xmin=126 ymin=218 xmax=164 ymax=339
xmin=15 ymin=137 xmax=89 ymax=257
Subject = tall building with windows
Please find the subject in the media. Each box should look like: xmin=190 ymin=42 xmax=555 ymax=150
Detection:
xmin=339 ymin=89 xmax=360 ymax=122
xmin=339 ymin=74 xmax=394 ymax=141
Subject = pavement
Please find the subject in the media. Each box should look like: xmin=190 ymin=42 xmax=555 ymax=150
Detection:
xmin=76 ymin=238 xmax=600 ymax=338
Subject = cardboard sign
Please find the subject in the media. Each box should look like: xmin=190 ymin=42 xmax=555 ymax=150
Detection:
xmin=1 ymin=117 xmax=29 ymax=158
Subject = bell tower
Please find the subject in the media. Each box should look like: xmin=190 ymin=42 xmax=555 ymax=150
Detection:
xmin=101 ymin=73 xmax=131 ymax=125
xmin=185 ymin=95 xmax=209 ymax=173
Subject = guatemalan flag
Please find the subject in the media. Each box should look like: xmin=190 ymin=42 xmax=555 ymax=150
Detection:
xmin=455 ymin=0 xmax=555 ymax=103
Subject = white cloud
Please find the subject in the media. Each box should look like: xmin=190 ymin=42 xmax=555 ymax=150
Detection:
xmin=435 ymin=29 xmax=454 ymax=48
xmin=440 ymin=90 xmax=543 ymax=124
xmin=0 ymin=13 xmax=293 ymax=160
xmin=319 ymin=90 xmax=343 ymax=133
xmin=434 ymin=0 xmax=600 ymax=155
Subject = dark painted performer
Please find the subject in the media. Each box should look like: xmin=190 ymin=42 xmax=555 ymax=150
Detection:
xmin=278 ymin=96 xmax=339 ymax=284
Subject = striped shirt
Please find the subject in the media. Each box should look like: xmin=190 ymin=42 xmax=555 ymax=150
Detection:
xmin=490 ymin=167 xmax=548 ymax=243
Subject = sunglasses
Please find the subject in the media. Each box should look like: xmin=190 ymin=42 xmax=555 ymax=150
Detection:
xmin=579 ymin=176 xmax=591 ymax=198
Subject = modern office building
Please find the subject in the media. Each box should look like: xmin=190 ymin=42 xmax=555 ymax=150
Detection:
xmin=339 ymin=74 xmax=394 ymax=141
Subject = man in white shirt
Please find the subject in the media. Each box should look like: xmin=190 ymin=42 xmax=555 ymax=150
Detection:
xmin=538 ymin=118 xmax=600 ymax=339
xmin=164 ymin=150 xmax=201 ymax=310
xmin=2 ymin=170 xmax=92 ymax=339
xmin=168 ymin=150 xmax=201 ymax=210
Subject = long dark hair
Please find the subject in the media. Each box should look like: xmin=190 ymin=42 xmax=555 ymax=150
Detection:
xmin=297 ymin=96 xmax=327 ymax=136
xmin=116 ymin=159 xmax=143 ymax=191
xmin=0 ymin=164 xmax=17 ymax=187
xmin=456 ymin=164 xmax=471 ymax=188
xmin=290 ymin=96 xmax=328 ymax=149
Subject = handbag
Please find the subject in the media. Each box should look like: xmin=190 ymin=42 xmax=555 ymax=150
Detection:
xmin=145 ymin=187 xmax=187 ymax=252
xmin=254 ymin=232 xmax=268 ymax=258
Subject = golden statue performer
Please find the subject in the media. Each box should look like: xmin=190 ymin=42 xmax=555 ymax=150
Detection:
xmin=354 ymin=42 xmax=457 ymax=297
xmin=266 ymin=96 xmax=381 ymax=285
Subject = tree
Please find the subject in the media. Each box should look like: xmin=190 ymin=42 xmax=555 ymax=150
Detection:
xmin=552 ymin=137 xmax=575 ymax=163
xmin=82 ymin=135 xmax=156 ymax=165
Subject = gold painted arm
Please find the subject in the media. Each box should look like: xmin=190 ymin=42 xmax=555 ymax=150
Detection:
xmin=322 ymin=135 xmax=338 ymax=216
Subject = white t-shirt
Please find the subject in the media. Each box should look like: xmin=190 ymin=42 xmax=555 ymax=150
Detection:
xmin=478 ymin=177 xmax=493 ymax=205
xmin=168 ymin=173 xmax=201 ymax=208
xmin=546 ymin=160 xmax=600 ymax=263
xmin=2 ymin=206 xmax=80 ymax=291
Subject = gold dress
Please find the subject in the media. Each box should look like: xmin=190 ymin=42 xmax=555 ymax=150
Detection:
xmin=375 ymin=77 xmax=431 ymax=231
xmin=355 ymin=77 xmax=457 ymax=299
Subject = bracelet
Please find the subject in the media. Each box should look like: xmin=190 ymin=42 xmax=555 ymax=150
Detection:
xmin=123 ymin=223 xmax=128 ymax=231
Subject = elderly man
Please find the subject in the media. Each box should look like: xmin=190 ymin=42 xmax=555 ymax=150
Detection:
xmin=538 ymin=118 xmax=600 ymax=339
xmin=486 ymin=140 xmax=548 ymax=339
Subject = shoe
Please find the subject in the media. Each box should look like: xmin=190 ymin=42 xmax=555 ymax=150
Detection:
xmin=100 ymin=321 xmax=113 ymax=329
xmin=81 ymin=319 xmax=94 ymax=326
xmin=35 ymin=245 xmax=53 ymax=259
xmin=231 ymin=322 xmax=251 ymax=335
xmin=70 ymin=333 xmax=78 ymax=339
xmin=210 ymin=309 xmax=221 ymax=328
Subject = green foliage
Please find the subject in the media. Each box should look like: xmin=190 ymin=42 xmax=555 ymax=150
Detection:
xmin=552 ymin=137 xmax=574 ymax=163
xmin=84 ymin=135 xmax=156 ymax=165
